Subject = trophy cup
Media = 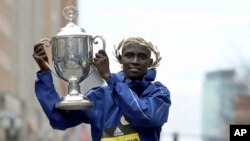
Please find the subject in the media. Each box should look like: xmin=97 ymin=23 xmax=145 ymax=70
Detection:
xmin=41 ymin=6 xmax=106 ymax=110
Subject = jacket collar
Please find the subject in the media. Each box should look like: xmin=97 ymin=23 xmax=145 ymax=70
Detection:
xmin=115 ymin=68 xmax=156 ymax=84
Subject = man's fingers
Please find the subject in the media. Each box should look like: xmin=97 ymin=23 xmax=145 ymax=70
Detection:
xmin=98 ymin=50 xmax=107 ymax=56
xmin=95 ymin=50 xmax=108 ymax=59
xmin=93 ymin=57 xmax=101 ymax=64
xmin=35 ymin=49 xmax=46 ymax=56
xmin=34 ymin=45 xmax=46 ymax=57
xmin=95 ymin=53 xmax=102 ymax=58
xmin=33 ymin=54 xmax=47 ymax=59
xmin=33 ymin=53 xmax=48 ymax=62
xmin=34 ymin=43 xmax=44 ymax=52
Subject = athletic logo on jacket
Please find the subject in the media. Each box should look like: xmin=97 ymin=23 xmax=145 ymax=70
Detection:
xmin=101 ymin=116 xmax=140 ymax=141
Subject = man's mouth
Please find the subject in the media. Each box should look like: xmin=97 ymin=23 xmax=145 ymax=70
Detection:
xmin=129 ymin=68 xmax=140 ymax=72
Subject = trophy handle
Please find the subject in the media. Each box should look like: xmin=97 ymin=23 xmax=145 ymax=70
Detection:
xmin=39 ymin=38 xmax=61 ymax=79
xmin=93 ymin=36 xmax=106 ymax=50
xmin=86 ymin=36 xmax=106 ymax=79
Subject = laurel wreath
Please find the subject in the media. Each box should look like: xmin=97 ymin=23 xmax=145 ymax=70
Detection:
xmin=113 ymin=37 xmax=162 ymax=68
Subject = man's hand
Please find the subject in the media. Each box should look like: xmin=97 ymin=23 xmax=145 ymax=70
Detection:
xmin=91 ymin=50 xmax=111 ymax=81
xmin=33 ymin=43 xmax=49 ymax=72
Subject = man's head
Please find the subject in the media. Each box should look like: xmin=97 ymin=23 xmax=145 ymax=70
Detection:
xmin=114 ymin=37 xmax=161 ymax=80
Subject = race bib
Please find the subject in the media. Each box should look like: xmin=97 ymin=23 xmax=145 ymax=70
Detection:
xmin=101 ymin=124 xmax=140 ymax=141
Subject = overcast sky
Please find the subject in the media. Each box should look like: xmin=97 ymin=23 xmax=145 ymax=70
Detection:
xmin=77 ymin=0 xmax=250 ymax=140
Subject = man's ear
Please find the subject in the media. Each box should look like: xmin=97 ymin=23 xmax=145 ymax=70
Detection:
xmin=118 ymin=55 xmax=122 ymax=64
xmin=149 ymin=59 xmax=153 ymax=67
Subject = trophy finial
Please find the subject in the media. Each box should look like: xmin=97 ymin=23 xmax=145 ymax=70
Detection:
xmin=62 ymin=6 xmax=79 ymax=22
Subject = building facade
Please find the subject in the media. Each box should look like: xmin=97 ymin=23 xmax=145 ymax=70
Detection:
xmin=0 ymin=0 xmax=90 ymax=141
xmin=202 ymin=69 xmax=249 ymax=141
xmin=233 ymin=95 xmax=250 ymax=124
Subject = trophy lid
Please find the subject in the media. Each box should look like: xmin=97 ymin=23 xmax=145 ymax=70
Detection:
xmin=56 ymin=6 xmax=87 ymax=36
xmin=57 ymin=22 xmax=86 ymax=36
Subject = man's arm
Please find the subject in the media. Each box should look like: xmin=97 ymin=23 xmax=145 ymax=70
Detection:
xmin=35 ymin=71 xmax=94 ymax=130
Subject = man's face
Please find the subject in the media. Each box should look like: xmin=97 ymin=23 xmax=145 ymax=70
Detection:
xmin=120 ymin=44 xmax=152 ymax=80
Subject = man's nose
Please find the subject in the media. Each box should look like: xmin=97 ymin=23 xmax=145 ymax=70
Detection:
xmin=132 ymin=56 xmax=139 ymax=63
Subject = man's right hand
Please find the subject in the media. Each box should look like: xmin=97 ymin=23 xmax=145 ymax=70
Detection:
xmin=33 ymin=43 xmax=49 ymax=72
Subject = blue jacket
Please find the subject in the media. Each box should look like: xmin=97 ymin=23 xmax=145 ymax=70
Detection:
xmin=35 ymin=68 xmax=171 ymax=141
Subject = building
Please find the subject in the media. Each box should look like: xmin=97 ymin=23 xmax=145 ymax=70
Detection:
xmin=233 ymin=95 xmax=250 ymax=124
xmin=202 ymin=69 xmax=248 ymax=141
xmin=0 ymin=0 xmax=94 ymax=140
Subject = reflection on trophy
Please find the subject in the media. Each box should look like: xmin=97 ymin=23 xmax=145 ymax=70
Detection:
xmin=41 ymin=6 xmax=106 ymax=110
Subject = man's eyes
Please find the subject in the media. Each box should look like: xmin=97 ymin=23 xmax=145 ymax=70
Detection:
xmin=139 ymin=54 xmax=148 ymax=59
xmin=124 ymin=53 xmax=148 ymax=59
xmin=124 ymin=53 xmax=134 ymax=58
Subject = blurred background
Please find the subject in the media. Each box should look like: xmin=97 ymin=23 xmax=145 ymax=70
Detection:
xmin=1 ymin=0 xmax=250 ymax=141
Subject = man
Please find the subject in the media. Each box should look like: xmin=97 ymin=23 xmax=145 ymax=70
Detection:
xmin=33 ymin=37 xmax=171 ymax=141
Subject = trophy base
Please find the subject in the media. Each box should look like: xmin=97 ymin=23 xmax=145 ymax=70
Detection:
xmin=55 ymin=95 xmax=93 ymax=110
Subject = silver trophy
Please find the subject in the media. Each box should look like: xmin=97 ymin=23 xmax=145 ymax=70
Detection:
xmin=41 ymin=6 xmax=105 ymax=110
